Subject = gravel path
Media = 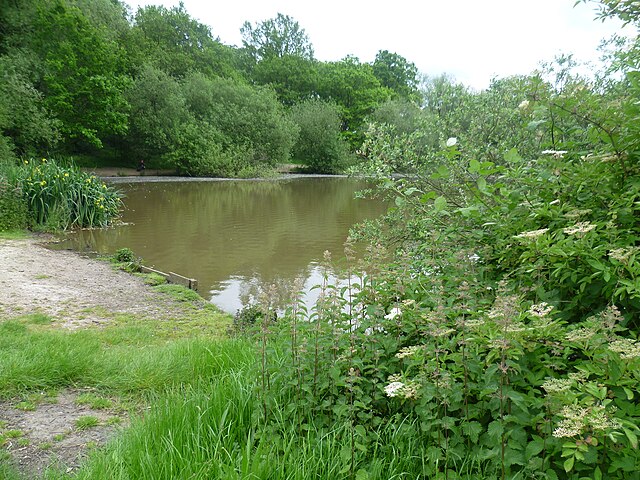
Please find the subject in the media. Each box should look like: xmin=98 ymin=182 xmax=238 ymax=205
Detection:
xmin=0 ymin=236 xmax=181 ymax=328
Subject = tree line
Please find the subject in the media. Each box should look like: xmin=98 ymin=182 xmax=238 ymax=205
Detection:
xmin=0 ymin=0 xmax=419 ymax=176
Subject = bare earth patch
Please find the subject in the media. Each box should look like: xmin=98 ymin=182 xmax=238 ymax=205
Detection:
xmin=0 ymin=391 xmax=126 ymax=476
xmin=0 ymin=236 xmax=187 ymax=328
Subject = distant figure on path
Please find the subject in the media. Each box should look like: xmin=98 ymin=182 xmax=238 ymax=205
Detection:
xmin=136 ymin=159 xmax=145 ymax=172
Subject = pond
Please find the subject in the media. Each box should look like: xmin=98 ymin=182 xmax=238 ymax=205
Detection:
xmin=59 ymin=176 xmax=388 ymax=314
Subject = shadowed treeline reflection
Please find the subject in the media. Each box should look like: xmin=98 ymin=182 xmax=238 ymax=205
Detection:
xmin=60 ymin=177 xmax=387 ymax=313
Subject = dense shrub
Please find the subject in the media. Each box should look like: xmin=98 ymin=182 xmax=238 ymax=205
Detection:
xmin=0 ymin=178 xmax=28 ymax=230
xmin=290 ymin=99 xmax=353 ymax=173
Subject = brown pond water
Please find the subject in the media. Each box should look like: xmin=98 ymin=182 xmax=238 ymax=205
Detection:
xmin=59 ymin=177 xmax=387 ymax=313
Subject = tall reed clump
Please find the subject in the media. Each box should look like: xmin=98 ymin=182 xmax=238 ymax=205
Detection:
xmin=12 ymin=158 xmax=121 ymax=230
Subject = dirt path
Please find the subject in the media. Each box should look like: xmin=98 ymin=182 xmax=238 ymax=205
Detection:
xmin=0 ymin=236 xmax=183 ymax=328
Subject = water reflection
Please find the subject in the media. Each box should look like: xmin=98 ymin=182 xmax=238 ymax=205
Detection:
xmin=59 ymin=177 xmax=387 ymax=313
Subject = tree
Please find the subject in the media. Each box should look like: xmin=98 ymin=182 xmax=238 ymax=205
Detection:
xmin=290 ymin=99 xmax=352 ymax=173
xmin=125 ymin=64 xmax=189 ymax=159
xmin=201 ymin=76 xmax=298 ymax=165
xmin=29 ymin=0 xmax=129 ymax=150
xmin=0 ymin=53 xmax=60 ymax=157
xmin=318 ymin=56 xmax=392 ymax=147
xmin=129 ymin=3 xmax=239 ymax=79
xmin=251 ymin=55 xmax=319 ymax=105
xmin=240 ymin=13 xmax=314 ymax=63
xmin=372 ymin=50 xmax=419 ymax=101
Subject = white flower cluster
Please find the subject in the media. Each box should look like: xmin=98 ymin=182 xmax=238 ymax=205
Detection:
xmin=564 ymin=209 xmax=592 ymax=219
xmin=608 ymin=338 xmax=640 ymax=359
xmin=385 ymin=307 xmax=402 ymax=321
xmin=552 ymin=404 xmax=620 ymax=438
xmin=384 ymin=381 xmax=405 ymax=397
xmin=384 ymin=378 xmax=420 ymax=399
xmin=518 ymin=100 xmax=530 ymax=110
xmin=609 ymin=247 xmax=636 ymax=264
xmin=563 ymin=222 xmax=596 ymax=235
xmin=541 ymin=150 xmax=568 ymax=158
xmin=565 ymin=327 xmax=598 ymax=342
xmin=514 ymin=228 xmax=549 ymax=240
xmin=395 ymin=345 xmax=423 ymax=359
xmin=541 ymin=377 xmax=573 ymax=394
xmin=528 ymin=302 xmax=554 ymax=318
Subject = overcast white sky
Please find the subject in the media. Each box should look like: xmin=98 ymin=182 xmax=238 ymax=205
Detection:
xmin=125 ymin=0 xmax=630 ymax=90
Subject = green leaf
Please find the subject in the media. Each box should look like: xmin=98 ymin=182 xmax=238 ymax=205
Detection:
xmin=355 ymin=442 xmax=368 ymax=453
xmin=563 ymin=455 xmax=575 ymax=473
xmin=477 ymin=177 xmax=487 ymax=192
xmin=623 ymin=427 xmax=638 ymax=449
xmin=469 ymin=158 xmax=481 ymax=173
xmin=525 ymin=438 xmax=545 ymax=458
xmin=462 ymin=421 xmax=482 ymax=444
xmin=488 ymin=420 xmax=503 ymax=440
xmin=623 ymin=387 xmax=634 ymax=400
xmin=504 ymin=148 xmax=522 ymax=164
xmin=594 ymin=466 xmax=602 ymax=480
xmin=434 ymin=196 xmax=447 ymax=212
xmin=420 ymin=191 xmax=437 ymax=203
xmin=355 ymin=469 xmax=370 ymax=480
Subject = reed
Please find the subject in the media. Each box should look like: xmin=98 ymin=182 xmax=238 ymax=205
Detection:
xmin=13 ymin=158 xmax=121 ymax=229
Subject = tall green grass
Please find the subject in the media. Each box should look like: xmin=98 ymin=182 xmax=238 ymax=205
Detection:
xmin=56 ymin=381 xmax=445 ymax=480
xmin=0 ymin=320 xmax=253 ymax=400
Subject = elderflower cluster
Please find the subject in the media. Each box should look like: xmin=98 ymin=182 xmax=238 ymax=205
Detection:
xmin=384 ymin=381 xmax=405 ymax=397
xmin=589 ymin=405 xmax=621 ymax=431
xmin=514 ymin=228 xmax=549 ymax=240
xmin=541 ymin=150 xmax=568 ymax=158
xmin=609 ymin=247 xmax=636 ymax=264
xmin=608 ymin=338 xmax=640 ymax=359
xmin=528 ymin=302 xmax=554 ymax=318
xmin=395 ymin=345 xmax=423 ymax=359
xmin=565 ymin=327 xmax=598 ymax=342
xmin=384 ymin=378 xmax=421 ymax=399
xmin=563 ymin=222 xmax=596 ymax=235
xmin=564 ymin=209 xmax=592 ymax=219
xmin=518 ymin=99 xmax=530 ymax=110
xmin=541 ymin=377 xmax=573 ymax=394
xmin=427 ymin=326 xmax=456 ymax=338
xmin=385 ymin=307 xmax=402 ymax=321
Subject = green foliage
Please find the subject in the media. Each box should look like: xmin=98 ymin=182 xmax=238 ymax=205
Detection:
xmin=290 ymin=99 xmax=353 ymax=173
xmin=0 ymin=53 xmax=60 ymax=157
xmin=29 ymin=0 xmax=130 ymax=150
xmin=231 ymin=304 xmax=277 ymax=335
xmin=128 ymin=3 xmax=239 ymax=79
xmin=318 ymin=57 xmax=392 ymax=147
xmin=0 ymin=176 xmax=28 ymax=231
xmin=13 ymin=158 xmax=121 ymax=229
xmin=112 ymin=247 xmax=141 ymax=272
xmin=74 ymin=415 xmax=100 ymax=430
xmin=372 ymin=49 xmax=419 ymax=101
xmin=241 ymin=13 xmax=314 ymax=62
xmin=113 ymin=247 xmax=135 ymax=263
xmin=251 ymin=55 xmax=320 ymax=105
xmin=199 ymin=76 xmax=298 ymax=167
xmin=125 ymin=64 xmax=188 ymax=160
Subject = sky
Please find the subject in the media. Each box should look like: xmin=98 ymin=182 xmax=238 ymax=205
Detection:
xmin=125 ymin=0 xmax=631 ymax=90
